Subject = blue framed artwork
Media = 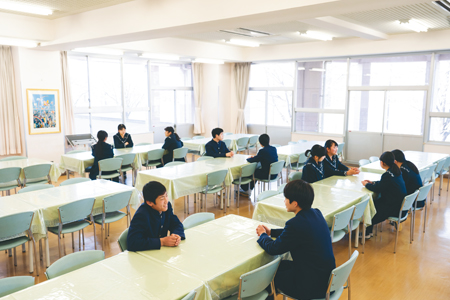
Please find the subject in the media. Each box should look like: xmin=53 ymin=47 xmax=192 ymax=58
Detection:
xmin=26 ymin=89 xmax=61 ymax=135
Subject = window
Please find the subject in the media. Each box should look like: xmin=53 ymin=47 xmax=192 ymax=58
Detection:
xmin=430 ymin=53 xmax=450 ymax=142
xmin=245 ymin=91 xmax=265 ymax=125
xmin=296 ymin=112 xmax=344 ymax=134
xmin=384 ymin=91 xmax=426 ymax=135
xmin=348 ymin=91 xmax=384 ymax=133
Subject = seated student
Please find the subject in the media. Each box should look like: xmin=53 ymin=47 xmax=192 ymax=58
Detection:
xmin=392 ymin=149 xmax=423 ymax=207
xmin=113 ymin=124 xmax=134 ymax=149
xmin=301 ymin=145 xmax=326 ymax=183
xmin=362 ymin=151 xmax=407 ymax=238
xmin=161 ymin=126 xmax=184 ymax=165
xmin=127 ymin=181 xmax=185 ymax=251
xmin=323 ymin=140 xmax=359 ymax=178
xmin=240 ymin=134 xmax=278 ymax=195
xmin=205 ymin=128 xmax=234 ymax=158
xmin=256 ymin=180 xmax=336 ymax=300
xmin=89 ymin=130 xmax=117 ymax=182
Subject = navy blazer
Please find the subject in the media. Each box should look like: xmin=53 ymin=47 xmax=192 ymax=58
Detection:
xmin=247 ymin=145 xmax=278 ymax=179
xmin=323 ymin=155 xmax=349 ymax=178
xmin=127 ymin=202 xmax=185 ymax=251
xmin=205 ymin=140 xmax=230 ymax=158
xmin=365 ymin=167 xmax=407 ymax=215
xmin=89 ymin=142 xmax=114 ymax=180
xmin=301 ymin=158 xmax=324 ymax=183
xmin=162 ymin=134 xmax=184 ymax=163
xmin=258 ymin=208 xmax=336 ymax=300
xmin=113 ymin=133 xmax=134 ymax=149
xmin=400 ymin=163 xmax=423 ymax=195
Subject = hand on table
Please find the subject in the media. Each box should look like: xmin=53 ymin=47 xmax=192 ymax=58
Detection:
xmin=125 ymin=142 xmax=129 ymax=146
xmin=226 ymin=151 xmax=234 ymax=157
xmin=160 ymin=234 xmax=181 ymax=247
xmin=346 ymin=168 xmax=360 ymax=176
xmin=361 ymin=180 xmax=373 ymax=186
xmin=256 ymin=225 xmax=271 ymax=236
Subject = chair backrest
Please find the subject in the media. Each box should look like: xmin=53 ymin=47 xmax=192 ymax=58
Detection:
xmin=164 ymin=161 xmax=186 ymax=167
xmin=147 ymin=149 xmax=165 ymax=160
xmin=197 ymin=156 xmax=213 ymax=161
xmin=224 ymin=132 xmax=233 ymax=136
xmin=257 ymin=190 xmax=279 ymax=202
xmin=298 ymin=139 xmax=307 ymax=143
xmin=45 ymin=250 xmax=105 ymax=279
xmin=400 ymin=190 xmax=420 ymax=213
xmin=0 ymin=156 xmax=27 ymax=161
xmin=359 ymin=159 xmax=370 ymax=167
xmin=116 ymin=153 xmax=136 ymax=166
xmin=0 ymin=211 xmax=34 ymax=240
xmin=0 ymin=276 xmax=34 ymax=297
xmin=369 ymin=156 xmax=379 ymax=163
xmin=180 ymin=137 xmax=192 ymax=141
xmin=419 ymin=168 xmax=428 ymax=183
xmin=173 ymin=147 xmax=189 ymax=160
xmin=103 ymin=191 xmax=132 ymax=213
xmin=118 ymin=228 xmax=128 ymax=252
xmin=288 ymin=171 xmax=302 ymax=181
xmin=427 ymin=164 xmax=437 ymax=181
xmin=183 ymin=212 xmax=215 ymax=230
xmin=442 ymin=156 xmax=450 ymax=171
xmin=0 ymin=167 xmax=22 ymax=184
xmin=59 ymin=177 xmax=91 ymax=186
xmin=353 ymin=197 xmax=370 ymax=221
xmin=434 ymin=158 xmax=446 ymax=174
xmin=272 ymin=144 xmax=281 ymax=148
xmin=136 ymin=143 xmax=152 ymax=146
xmin=269 ymin=160 xmax=285 ymax=176
xmin=206 ymin=169 xmax=228 ymax=187
xmin=18 ymin=184 xmax=53 ymax=194
xmin=223 ymin=139 xmax=232 ymax=149
xmin=297 ymin=153 xmax=308 ymax=165
xmin=23 ymin=164 xmax=51 ymax=180
xmin=240 ymin=162 xmax=257 ymax=178
xmin=236 ymin=137 xmax=250 ymax=148
xmin=192 ymin=136 xmax=204 ymax=140
xmin=328 ymin=251 xmax=359 ymax=293
xmin=181 ymin=290 xmax=197 ymax=300
xmin=331 ymin=206 xmax=355 ymax=232
xmin=288 ymin=141 xmax=297 ymax=145
xmin=248 ymin=135 xmax=259 ymax=146
xmin=238 ymin=257 xmax=281 ymax=298
xmin=337 ymin=142 xmax=345 ymax=155
xmin=277 ymin=183 xmax=286 ymax=193
xmin=417 ymin=182 xmax=433 ymax=202
xmin=66 ymin=150 xmax=86 ymax=154
xmin=98 ymin=158 xmax=123 ymax=173
xmin=59 ymin=198 xmax=95 ymax=224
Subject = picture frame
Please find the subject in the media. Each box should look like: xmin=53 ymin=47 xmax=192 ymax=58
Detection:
xmin=26 ymin=89 xmax=61 ymax=135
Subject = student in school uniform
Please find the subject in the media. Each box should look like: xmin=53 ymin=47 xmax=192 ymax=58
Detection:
xmin=362 ymin=151 xmax=407 ymax=238
xmin=240 ymin=134 xmax=278 ymax=196
xmin=89 ymin=130 xmax=117 ymax=182
xmin=127 ymin=181 xmax=185 ymax=251
xmin=256 ymin=180 xmax=336 ymax=300
xmin=392 ymin=149 xmax=423 ymax=207
xmin=301 ymin=145 xmax=327 ymax=183
xmin=113 ymin=124 xmax=134 ymax=149
xmin=204 ymin=128 xmax=234 ymax=158
xmin=323 ymin=140 xmax=359 ymax=178
xmin=161 ymin=126 xmax=184 ymax=165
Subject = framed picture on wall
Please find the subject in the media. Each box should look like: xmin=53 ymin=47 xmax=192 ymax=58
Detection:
xmin=26 ymin=89 xmax=61 ymax=135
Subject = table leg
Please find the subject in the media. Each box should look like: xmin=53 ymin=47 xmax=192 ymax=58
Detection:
xmin=45 ymin=234 xmax=50 ymax=267
xmin=67 ymin=169 xmax=70 ymax=179
xmin=28 ymin=241 xmax=33 ymax=273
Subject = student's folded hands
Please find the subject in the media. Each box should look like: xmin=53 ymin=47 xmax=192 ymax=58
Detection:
xmin=256 ymin=224 xmax=271 ymax=236
xmin=161 ymin=234 xmax=181 ymax=247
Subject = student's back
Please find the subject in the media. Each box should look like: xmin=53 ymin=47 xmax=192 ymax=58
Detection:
xmin=247 ymin=145 xmax=278 ymax=178
xmin=400 ymin=163 xmax=423 ymax=195
xmin=89 ymin=142 xmax=114 ymax=180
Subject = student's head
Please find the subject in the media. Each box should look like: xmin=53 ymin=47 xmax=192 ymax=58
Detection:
xmin=97 ymin=130 xmax=108 ymax=142
xmin=211 ymin=128 xmax=224 ymax=141
xmin=392 ymin=149 xmax=419 ymax=174
xmin=379 ymin=151 xmax=401 ymax=176
xmin=305 ymin=145 xmax=326 ymax=163
xmin=324 ymin=140 xmax=338 ymax=156
xmin=259 ymin=134 xmax=270 ymax=147
xmin=283 ymin=180 xmax=314 ymax=212
xmin=143 ymin=181 xmax=169 ymax=212
xmin=164 ymin=126 xmax=174 ymax=137
xmin=118 ymin=124 xmax=126 ymax=135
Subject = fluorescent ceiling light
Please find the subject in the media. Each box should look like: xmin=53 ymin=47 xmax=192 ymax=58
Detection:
xmin=298 ymin=31 xmax=333 ymax=41
xmin=225 ymin=39 xmax=260 ymax=47
xmin=298 ymin=67 xmax=306 ymax=70
xmin=0 ymin=37 xmax=37 ymax=48
xmin=193 ymin=58 xmax=224 ymax=64
xmin=310 ymin=68 xmax=326 ymax=72
xmin=72 ymin=47 xmax=123 ymax=56
xmin=396 ymin=19 xmax=428 ymax=32
xmin=139 ymin=53 xmax=180 ymax=60
xmin=0 ymin=1 xmax=52 ymax=15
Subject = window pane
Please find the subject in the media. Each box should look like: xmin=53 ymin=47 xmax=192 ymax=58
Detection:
xmin=267 ymin=91 xmax=292 ymax=126
xmin=125 ymin=111 xmax=150 ymax=134
xmin=68 ymin=56 xmax=89 ymax=108
xmin=150 ymin=63 xmax=192 ymax=87
xmin=349 ymin=55 xmax=431 ymax=86
xmin=384 ymin=91 xmax=426 ymax=135
xmin=249 ymin=63 xmax=295 ymax=87
xmin=348 ymin=91 xmax=384 ymax=132
xmin=74 ymin=114 xmax=90 ymax=134
xmin=124 ymin=61 xmax=149 ymax=109
xmin=431 ymin=54 xmax=450 ymax=113
xmin=430 ymin=118 xmax=450 ymax=142
xmin=89 ymin=57 xmax=122 ymax=107
xmin=245 ymin=91 xmax=265 ymax=125
xmin=91 ymin=113 xmax=122 ymax=136
xmin=295 ymin=112 xmax=344 ymax=134
xmin=151 ymin=91 xmax=174 ymax=126
xmin=175 ymin=91 xmax=194 ymax=124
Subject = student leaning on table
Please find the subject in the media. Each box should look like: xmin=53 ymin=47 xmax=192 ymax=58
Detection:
xmin=127 ymin=181 xmax=185 ymax=251
xmin=323 ymin=139 xmax=359 ymax=178
xmin=256 ymin=180 xmax=336 ymax=300
xmin=301 ymin=144 xmax=327 ymax=183
xmin=204 ymin=128 xmax=234 ymax=158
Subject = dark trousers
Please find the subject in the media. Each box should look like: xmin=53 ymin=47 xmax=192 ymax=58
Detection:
xmin=241 ymin=169 xmax=276 ymax=191
xmin=265 ymin=261 xmax=297 ymax=300
xmin=366 ymin=202 xmax=407 ymax=234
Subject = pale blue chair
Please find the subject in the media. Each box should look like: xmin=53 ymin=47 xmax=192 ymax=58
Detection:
xmin=200 ymin=169 xmax=228 ymax=212
xmin=288 ymin=141 xmax=297 ymax=145
xmin=290 ymin=152 xmax=307 ymax=172
xmin=135 ymin=143 xmax=152 ymax=146
xmin=359 ymin=159 xmax=370 ymax=167
xmin=349 ymin=198 xmax=370 ymax=254
xmin=116 ymin=153 xmax=136 ymax=184
xmin=181 ymin=290 xmax=197 ymax=300
xmin=0 ymin=156 xmax=27 ymax=161
xmin=277 ymin=183 xmax=286 ymax=193
xmin=23 ymin=164 xmax=52 ymax=186
xmin=45 ymin=250 xmax=105 ymax=279
xmin=223 ymin=139 xmax=232 ymax=150
xmin=247 ymin=135 xmax=259 ymax=154
xmin=224 ymin=132 xmax=233 ymax=136
xmin=369 ymin=156 xmax=379 ymax=163
xmin=197 ymin=156 xmax=213 ymax=161
xmin=236 ymin=137 xmax=250 ymax=153
xmin=181 ymin=137 xmax=192 ymax=141
xmin=117 ymin=228 xmax=128 ymax=252
xmin=255 ymin=160 xmax=285 ymax=191
xmin=337 ymin=142 xmax=345 ymax=159
xmin=298 ymin=139 xmax=307 ymax=143
xmin=0 ymin=276 xmax=34 ymax=297
xmin=192 ymin=136 xmax=204 ymax=140
xmin=288 ymin=171 xmax=302 ymax=181
xmin=173 ymin=147 xmax=189 ymax=162
xmin=0 ymin=167 xmax=22 ymax=195
xmin=164 ymin=161 xmax=186 ymax=167
xmin=145 ymin=149 xmax=165 ymax=169
xmin=257 ymin=190 xmax=279 ymax=202
xmin=183 ymin=212 xmax=215 ymax=230
xmin=18 ymin=184 xmax=53 ymax=194
xmin=232 ymin=163 xmax=257 ymax=205
xmin=59 ymin=177 xmax=91 ymax=186
xmin=412 ymin=182 xmax=434 ymax=238
xmin=98 ymin=158 xmax=122 ymax=182
xmin=435 ymin=157 xmax=450 ymax=196
xmin=272 ymin=144 xmax=281 ymax=148
xmin=330 ymin=206 xmax=355 ymax=258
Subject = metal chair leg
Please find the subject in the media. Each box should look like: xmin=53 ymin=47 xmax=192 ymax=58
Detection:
xmin=13 ymin=247 xmax=17 ymax=266
xmin=79 ymin=231 xmax=81 ymax=250
xmin=82 ymin=229 xmax=85 ymax=246
xmin=22 ymin=243 xmax=26 ymax=253
xmin=72 ymin=232 xmax=75 ymax=250
xmin=423 ymin=202 xmax=428 ymax=233
xmin=394 ymin=221 xmax=399 ymax=253
xmin=57 ymin=233 xmax=62 ymax=258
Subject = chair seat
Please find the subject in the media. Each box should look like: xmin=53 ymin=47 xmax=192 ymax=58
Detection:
xmin=0 ymin=182 xmax=19 ymax=191
xmin=25 ymin=179 xmax=49 ymax=186
xmin=93 ymin=211 xmax=126 ymax=225
xmin=290 ymin=164 xmax=305 ymax=171
xmin=225 ymin=290 xmax=268 ymax=300
xmin=146 ymin=161 xmax=162 ymax=167
xmin=97 ymin=172 xmax=120 ymax=179
xmin=236 ymin=147 xmax=247 ymax=152
xmin=48 ymin=220 xmax=91 ymax=235
xmin=121 ymin=165 xmax=133 ymax=172
xmin=200 ymin=186 xmax=224 ymax=194
xmin=331 ymin=229 xmax=346 ymax=243
xmin=388 ymin=213 xmax=409 ymax=224
xmin=412 ymin=200 xmax=426 ymax=210
xmin=0 ymin=236 xmax=29 ymax=251
xmin=232 ymin=178 xmax=253 ymax=185
xmin=278 ymin=286 xmax=343 ymax=300
xmin=256 ymin=176 xmax=280 ymax=183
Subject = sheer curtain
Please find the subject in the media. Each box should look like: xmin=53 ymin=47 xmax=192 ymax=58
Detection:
xmin=233 ymin=62 xmax=251 ymax=133
xmin=192 ymin=63 xmax=205 ymax=134
xmin=0 ymin=46 xmax=24 ymax=155
xmin=60 ymin=51 xmax=74 ymax=135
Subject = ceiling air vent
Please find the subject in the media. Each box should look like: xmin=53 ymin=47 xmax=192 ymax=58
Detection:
xmin=433 ymin=0 xmax=450 ymax=13
xmin=219 ymin=28 xmax=271 ymax=38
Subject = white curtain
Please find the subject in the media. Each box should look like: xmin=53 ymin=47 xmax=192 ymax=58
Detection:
xmin=233 ymin=62 xmax=251 ymax=134
xmin=0 ymin=46 xmax=24 ymax=155
xmin=60 ymin=51 xmax=74 ymax=135
xmin=192 ymin=63 xmax=205 ymax=134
